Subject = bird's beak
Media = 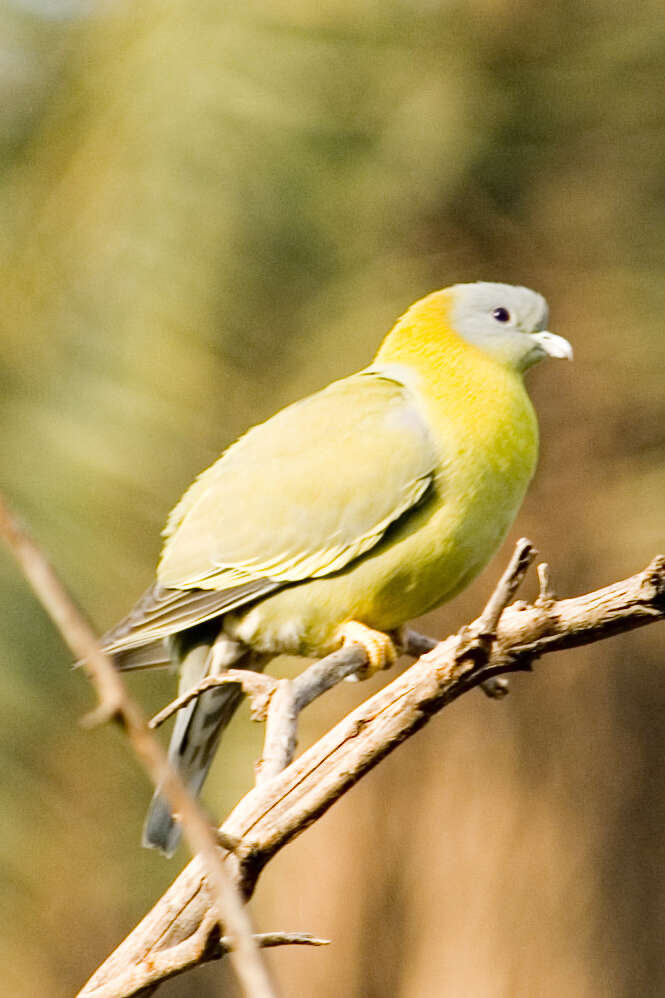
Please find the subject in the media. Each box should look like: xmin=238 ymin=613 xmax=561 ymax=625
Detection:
xmin=531 ymin=331 xmax=573 ymax=360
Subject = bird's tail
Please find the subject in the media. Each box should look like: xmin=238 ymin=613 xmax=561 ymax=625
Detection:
xmin=143 ymin=626 xmax=253 ymax=856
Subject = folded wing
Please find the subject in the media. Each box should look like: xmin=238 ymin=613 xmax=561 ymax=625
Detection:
xmin=103 ymin=370 xmax=438 ymax=659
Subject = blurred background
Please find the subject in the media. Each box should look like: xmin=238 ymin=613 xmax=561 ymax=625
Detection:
xmin=0 ymin=1 xmax=663 ymax=995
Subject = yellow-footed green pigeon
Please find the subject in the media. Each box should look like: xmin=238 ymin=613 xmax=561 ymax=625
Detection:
xmin=102 ymin=281 xmax=572 ymax=855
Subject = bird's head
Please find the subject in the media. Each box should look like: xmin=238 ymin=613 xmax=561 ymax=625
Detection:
xmin=444 ymin=281 xmax=572 ymax=372
xmin=377 ymin=282 xmax=572 ymax=376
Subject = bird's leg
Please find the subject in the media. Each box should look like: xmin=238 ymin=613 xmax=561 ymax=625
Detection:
xmin=337 ymin=620 xmax=399 ymax=680
xmin=208 ymin=634 xmax=245 ymax=676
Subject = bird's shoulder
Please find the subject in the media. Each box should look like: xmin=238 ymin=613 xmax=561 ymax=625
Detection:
xmin=158 ymin=369 xmax=439 ymax=589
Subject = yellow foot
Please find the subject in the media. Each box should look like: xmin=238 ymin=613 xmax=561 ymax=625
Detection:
xmin=338 ymin=620 xmax=399 ymax=680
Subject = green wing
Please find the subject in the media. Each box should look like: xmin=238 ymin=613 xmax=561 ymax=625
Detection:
xmin=103 ymin=370 xmax=438 ymax=660
xmin=158 ymin=370 xmax=437 ymax=590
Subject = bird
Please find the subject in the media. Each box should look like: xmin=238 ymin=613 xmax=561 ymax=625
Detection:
xmin=101 ymin=281 xmax=572 ymax=855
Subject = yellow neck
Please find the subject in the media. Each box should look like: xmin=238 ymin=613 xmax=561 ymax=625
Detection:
xmin=374 ymin=289 xmax=538 ymax=485
xmin=376 ymin=290 xmax=484 ymax=395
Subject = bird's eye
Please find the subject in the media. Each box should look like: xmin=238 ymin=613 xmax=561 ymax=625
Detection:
xmin=492 ymin=306 xmax=511 ymax=323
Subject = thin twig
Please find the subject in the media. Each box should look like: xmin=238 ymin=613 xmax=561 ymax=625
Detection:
xmin=218 ymin=932 xmax=330 ymax=953
xmin=256 ymin=680 xmax=299 ymax=784
xmin=402 ymin=629 xmax=438 ymax=657
xmin=537 ymin=562 xmax=556 ymax=605
xmin=0 ymin=493 xmax=279 ymax=998
xmin=78 ymin=913 xmax=328 ymax=998
xmin=475 ymin=537 xmax=537 ymax=637
xmin=460 ymin=537 xmax=536 ymax=697
xmin=149 ymin=670 xmax=279 ymax=729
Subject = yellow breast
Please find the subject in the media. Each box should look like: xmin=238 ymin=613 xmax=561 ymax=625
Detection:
xmin=375 ymin=288 xmax=539 ymax=529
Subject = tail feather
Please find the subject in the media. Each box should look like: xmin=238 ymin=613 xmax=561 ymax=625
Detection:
xmin=143 ymin=625 xmax=256 ymax=856
xmin=143 ymin=682 xmax=245 ymax=855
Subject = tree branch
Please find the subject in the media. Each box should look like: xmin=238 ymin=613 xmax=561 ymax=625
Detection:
xmin=151 ymin=540 xmax=536 ymax=784
xmin=149 ymin=670 xmax=281 ymax=730
xmin=78 ymin=549 xmax=665 ymax=997
xmin=0 ymin=493 xmax=279 ymax=998
xmin=80 ymin=923 xmax=329 ymax=998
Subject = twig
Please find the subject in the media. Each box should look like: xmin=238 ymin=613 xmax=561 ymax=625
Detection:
xmin=219 ymin=932 xmax=329 ymax=953
xmin=79 ymin=548 xmax=665 ymax=997
xmin=292 ymin=644 xmax=368 ymax=710
xmin=536 ymin=562 xmax=556 ymax=605
xmin=475 ymin=538 xmax=536 ymax=636
xmin=0 ymin=493 xmax=279 ymax=998
xmin=256 ymin=680 xmax=299 ymax=784
xmin=460 ymin=537 xmax=536 ymax=697
xmin=80 ymin=912 xmax=328 ymax=998
xmin=149 ymin=670 xmax=279 ymax=729
xmin=402 ymin=629 xmax=438 ymax=657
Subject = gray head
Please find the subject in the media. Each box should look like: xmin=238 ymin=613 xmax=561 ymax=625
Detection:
xmin=448 ymin=281 xmax=572 ymax=372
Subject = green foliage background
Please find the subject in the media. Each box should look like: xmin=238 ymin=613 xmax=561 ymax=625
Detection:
xmin=0 ymin=2 xmax=663 ymax=995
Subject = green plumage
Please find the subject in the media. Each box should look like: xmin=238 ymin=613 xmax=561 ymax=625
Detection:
xmin=159 ymin=372 xmax=436 ymax=590
xmin=102 ymin=281 xmax=571 ymax=854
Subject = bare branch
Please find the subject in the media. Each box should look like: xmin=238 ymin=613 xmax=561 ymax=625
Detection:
xmin=149 ymin=670 xmax=280 ymax=729
xmin=462 ymin=537 xmax=536 ymax=698
xmin=220 ymin=932 xmax=330 ymax=952
xmin=0 ymin=495 xmax=124 ymax=721
xmin=292 ymin=644 xmax=368 ymax=710
xmin=0 ymin=493 xmax=278 ymax=998
xmin=256 ymin=680 xmax=299 ymax=784
xmin=80 ymin=913 xmax=328 ymax=998
xmin=475 ymin=537 xmax=537 ymax=637
xmin=536 ymin=561 xmax=556 ymax=605
xmin=79 ymin=547 xmax=665 ymax=996
xmin=402 ymin=629 xmax=437 ymax=657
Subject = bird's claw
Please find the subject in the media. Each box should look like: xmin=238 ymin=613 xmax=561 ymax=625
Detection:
xmin=338 ymin=620 xmax=398 ymax=681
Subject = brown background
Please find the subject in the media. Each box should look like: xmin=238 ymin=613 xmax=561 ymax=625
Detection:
xmin=0 ymin=2 xmax=663 ymax=995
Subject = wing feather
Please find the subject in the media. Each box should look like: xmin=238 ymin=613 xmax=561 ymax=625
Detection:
xmin=101 ymin=579 xmax=279 ymax=656
xmin=159 ymin=371 xmax=437 ymax=590
xmin=106 ymin=371 xmax=438 ymax=657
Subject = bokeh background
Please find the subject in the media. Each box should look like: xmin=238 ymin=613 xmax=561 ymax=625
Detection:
xmin=1 ymin=1 xmax=663 ymax=995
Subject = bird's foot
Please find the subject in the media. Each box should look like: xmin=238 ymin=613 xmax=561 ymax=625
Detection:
xmin=338 ymin=620 xmax=399 ymax=681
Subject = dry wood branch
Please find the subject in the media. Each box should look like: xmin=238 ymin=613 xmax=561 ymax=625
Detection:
xmin=462 ymin=537 xmax=536 ymax=698
xmin=224 ymin=932 xmax=328 ymax=950
xmin=256 ymin=679 xmax=299 ymax=785
xmin=536 ymin=561 xmax=557 ymax=605
xmin=0 ymin=494 xmax=278 ymax=998
xmin=149 ymin=670 xmax=280 ymax=729
xmin=79 ymin=549 xmax=665 ymax=997
xmin=83 ymin=919 xmax=328 ymax=998
xmin=473 ymin=537 xmax=536 ymax=638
